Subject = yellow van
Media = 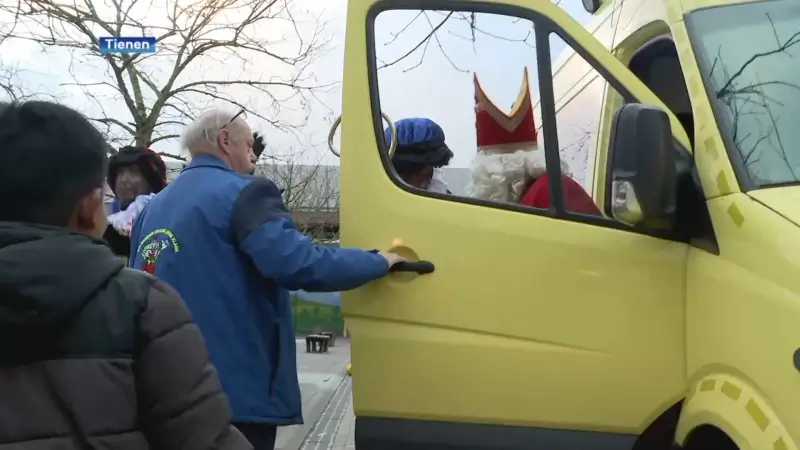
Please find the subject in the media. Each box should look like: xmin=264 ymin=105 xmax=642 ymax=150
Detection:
xmin=332 ymin=0 xmax=800 ymax=448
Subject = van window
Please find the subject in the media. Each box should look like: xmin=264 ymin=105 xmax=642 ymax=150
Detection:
xmin=369 ymin=7 xmax=633 ymax=226
xmin=628 ymin=38 xmax=694 ymax=147
xmin=687 ymin=0 xmax=800 ymax=188
xmin=548 ymin=33 xmax=628 ymax=214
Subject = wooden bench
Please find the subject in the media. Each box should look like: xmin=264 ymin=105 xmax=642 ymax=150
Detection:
xmin=305 ymin=334 xmax=330 ymax=353
xmin=313 ymin=326 xmax=337 ymax=347
xmin=319 ymin=331 xmax=335 ymax=347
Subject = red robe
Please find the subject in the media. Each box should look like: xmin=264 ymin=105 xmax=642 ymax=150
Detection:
xmin=520 ymin=174 xmax=601 ymax=215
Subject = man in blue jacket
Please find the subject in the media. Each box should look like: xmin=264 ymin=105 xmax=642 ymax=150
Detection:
xmin=129 ymin=109 xmax=404 ymax=449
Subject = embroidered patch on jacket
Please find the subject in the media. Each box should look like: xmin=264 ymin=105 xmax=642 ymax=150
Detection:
xmin=136 ymin=228 xmax=179 ymax=274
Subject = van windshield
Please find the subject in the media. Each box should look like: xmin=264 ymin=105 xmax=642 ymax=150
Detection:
xmin=686 ymin=0 xmax=800 ymax=188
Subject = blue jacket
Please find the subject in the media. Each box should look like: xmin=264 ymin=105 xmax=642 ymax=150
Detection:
xmin=128 ymin=154 xmax=389 ymax=424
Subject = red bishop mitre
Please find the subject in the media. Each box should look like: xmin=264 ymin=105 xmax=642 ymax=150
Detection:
xmin=474 ymin=68 xmax=538 ymax=152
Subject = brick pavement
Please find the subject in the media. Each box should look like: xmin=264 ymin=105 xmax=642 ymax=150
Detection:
xmin=331 ymin=392 xmax=355 ymax=450
xmin=299 ymin=375 xmax=355 ymax=450
xmin=275 ymin=339 xmax=350 ymax=450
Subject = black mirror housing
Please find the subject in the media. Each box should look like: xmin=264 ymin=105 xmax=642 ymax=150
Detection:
xmin=604 ymin=103 xmax=677 ymax=227
xmin=582 ymin=0 xmax=602 ymax=14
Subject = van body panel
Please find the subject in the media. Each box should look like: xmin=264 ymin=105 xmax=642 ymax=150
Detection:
xmin=341 ymin=0 xmax=799 ymax=447
xmin=682 ymin=195 xmax=800 ymax=446
xmin=748 ymin=187 xmax=800 ymax=227
xmin=676 ymin=373 xmax=796 ymax=450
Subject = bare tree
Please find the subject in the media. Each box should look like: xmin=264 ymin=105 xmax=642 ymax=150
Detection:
xmin=708 ymin=14 xmax=800 ymax=183
xmin=253 ymin=144 xmax=339 ymax=242
xmin=0 ymin=63 xmax=58 ymax=102
xmin=0 ymin=64 xmax=29 ymax=102
xmin=373 ymin=0 xmax=639 ymax=73
xmin=0 ymin=0 xmax=334 ymax=158
xmin=376 ymin=10 xmax=535 ymax=73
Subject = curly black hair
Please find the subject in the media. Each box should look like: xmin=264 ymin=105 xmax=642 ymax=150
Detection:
xmin=107 ymin=146 xmax=167 ymax=195
xmin=391 ymin=140 xmax=454 ymax=179
xmin=0 ymin=100 xmax=107 ymax=226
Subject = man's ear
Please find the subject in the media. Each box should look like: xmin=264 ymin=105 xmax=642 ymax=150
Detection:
xmin=75 ymin=188 xmax=107 ymax=236
xmin=219 ymin=128 xmax=230 ymax=151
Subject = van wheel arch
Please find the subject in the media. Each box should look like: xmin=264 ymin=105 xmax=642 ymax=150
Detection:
xmin=681 ymin=425 xmax=739 ymax=450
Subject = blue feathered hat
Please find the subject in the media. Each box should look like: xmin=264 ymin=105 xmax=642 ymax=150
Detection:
xmin=384 ymin=118 xmax=453 ymax=175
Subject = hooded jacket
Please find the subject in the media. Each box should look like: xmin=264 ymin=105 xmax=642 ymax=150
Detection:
xmin=0 ymin=222 xmax=251 ymax=450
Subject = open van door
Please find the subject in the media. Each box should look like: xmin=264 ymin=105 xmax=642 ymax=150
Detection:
xmin=335 ymin=0 xmax=691 ymax=448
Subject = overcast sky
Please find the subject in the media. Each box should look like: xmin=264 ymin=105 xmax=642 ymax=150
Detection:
xmin=0 ymin=0 xmax=592 ymax=168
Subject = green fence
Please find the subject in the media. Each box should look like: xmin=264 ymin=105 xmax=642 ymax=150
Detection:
xmin=291 ymin=295 xmax=344 ymax=335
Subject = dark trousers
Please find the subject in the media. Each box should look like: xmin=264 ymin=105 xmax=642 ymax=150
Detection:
xmin=234 ymin=423 xmax=278 ymax=450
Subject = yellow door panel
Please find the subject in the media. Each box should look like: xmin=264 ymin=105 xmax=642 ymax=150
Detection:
xmin=346 ymin=196 xmax=687 ymax=429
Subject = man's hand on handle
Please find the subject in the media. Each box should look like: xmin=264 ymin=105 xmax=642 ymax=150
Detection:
xmin=379 ymin=251 xmax=406 ymax=267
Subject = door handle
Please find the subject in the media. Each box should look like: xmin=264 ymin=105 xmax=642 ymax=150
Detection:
xmin=389 ymin=261 xmax=435 ymax=275
xmin=327 ymin=111 xmax=397 ymax=157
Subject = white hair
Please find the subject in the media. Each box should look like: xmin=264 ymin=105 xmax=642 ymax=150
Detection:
xmin=467 ymin=146 xmax=571 ymax=203
xmin=180 ymin=108 xmax=246 ymax=153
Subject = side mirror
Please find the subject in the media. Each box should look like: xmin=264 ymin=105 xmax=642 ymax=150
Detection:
xmin=582 ymin=0 xmax=602 ymax=14
xmin=604 ymin=104 xmax=677 ymax=228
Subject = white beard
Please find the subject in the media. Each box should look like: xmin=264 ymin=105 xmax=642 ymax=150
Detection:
xmin=466 ymin=145 xmax=571 ymax=203
xmin=467 ymin=145 xmax=545 ymax=203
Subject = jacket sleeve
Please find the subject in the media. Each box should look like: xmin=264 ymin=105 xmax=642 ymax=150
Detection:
xmin=230 ymin=178 xmax=390 ymax=292
xmin=103 ymin=225 xmax=130 ymax=257
xmin=127 ymin=209 xmax=145 ymax=268
xmin=135 ymin=279 xmax=252 ymax=450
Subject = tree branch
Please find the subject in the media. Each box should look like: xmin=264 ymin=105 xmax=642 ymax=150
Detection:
xmin=0 ymin=0 xmax=332 ymax=148
xmin=376 ymin=10 xmax=535 ymax=72
xmin=709 ymin=13 xmax=800 ymax=183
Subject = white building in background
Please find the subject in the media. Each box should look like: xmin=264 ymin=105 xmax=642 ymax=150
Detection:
xmin=249 ymin=164 xmax=470 ymax=236
xmin=164 ymin=157 xmax=185 ymax=182
xmin=250 ymin=164 xmax=471 ymax=201
xmin=106 ymin=158 xmax=471 ymax=228
xmin=163 ymin=163 xmax=470 ymax=207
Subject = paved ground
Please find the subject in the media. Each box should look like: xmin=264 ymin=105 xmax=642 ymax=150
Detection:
xmin=275 ymin=338 xmax=351 ymax=450
xmin=299 ymin=376 xmax=354 ymax=450
xmin=329 ymin=385 xmax=355 ymax=450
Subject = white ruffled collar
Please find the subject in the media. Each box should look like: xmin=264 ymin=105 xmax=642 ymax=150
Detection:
xmin=107 ymin=193 xmax=156 ymax=236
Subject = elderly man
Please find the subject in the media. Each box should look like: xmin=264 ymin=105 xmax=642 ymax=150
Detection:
xmin=128 ymin=109 xmax=404 ymax=450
